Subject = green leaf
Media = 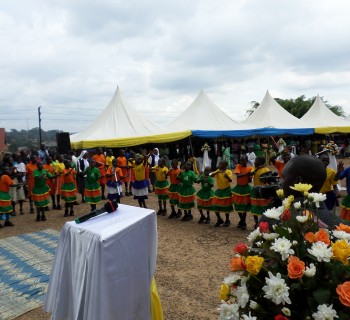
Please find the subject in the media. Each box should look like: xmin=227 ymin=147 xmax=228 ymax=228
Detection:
xmin=313 ymin=288 xmax=331 ymax=304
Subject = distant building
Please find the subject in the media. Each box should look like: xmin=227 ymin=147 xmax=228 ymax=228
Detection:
xmin=0 ymin=128 xmax=8 ymax=159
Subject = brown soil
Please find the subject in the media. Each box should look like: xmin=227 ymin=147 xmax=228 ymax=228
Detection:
xmin=2 ymin=164 xmax=347 ymax=320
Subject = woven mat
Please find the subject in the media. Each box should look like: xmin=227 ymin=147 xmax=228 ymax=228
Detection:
xmin=0 ymin=229 xmax=60 ymax=320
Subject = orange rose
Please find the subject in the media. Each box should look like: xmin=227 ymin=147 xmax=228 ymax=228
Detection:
xmin=304 ymin=232 xmax=316 ymax=243
xmin=336 ymin=223 xmax=350 ymax=234
xmin=336 ymin=281 xmax=350 ymax=307
xmin=230 ymin=256 xmax=244 ymax=271
xmin=287 ymin=256 xmax=305 ymax=279
xmin=315 ymin=229 xmax=330 ymax=245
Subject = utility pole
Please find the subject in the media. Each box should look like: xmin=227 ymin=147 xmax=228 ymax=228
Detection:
xmin=38 ymin=106 xmax=42 ymax=146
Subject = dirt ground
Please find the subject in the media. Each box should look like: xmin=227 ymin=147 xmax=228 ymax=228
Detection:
xmin=1 ymin=162 xmax=348 ymax=320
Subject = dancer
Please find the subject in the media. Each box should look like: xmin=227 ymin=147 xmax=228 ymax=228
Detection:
xmin=25 ymin=155 xmax=37 ymax=214
xmin=167 ymin=159 xmax=182 ymax=219
xmin=320 ymin=154 xmax=339 ymax=211
xmin=106 ymin=158 xmax=124 ymax=203
xmin=117 ymin=150 xmax=131 ymax=196
xmin=131 ymin=154 xmax=149 ymax=208
xmin=32 ymin=161 xmax=57 ymax=222
xmin=250 ymin=156 xmax=271 ymax=228
xmin=232 ymin=154 xmax=253 ymax=230
xmin=61 ymin=160 xmax=78 ymax=217
xmin=43 ymin=156 xmax=57 ymax=209
xmin=81 ymin=159 xmax=101 ymax=211
xmin=195 ymin=166 xmax=214 ymax=224
xmin=93 ymin=147 xmax=107 ymax=199
xmin=151 ymin=158 xmax=169 ymax=215
xmin=77 ymin=150 xmax=89 ymax=203
xmin=54 ymin=154 xmax=65 ymax=210
xmin=0 ymin=166 xmax=22 ymax=227
xmin=177 ymin=161 xmax=197 ymax=221
xmin=211 ymin=160 xmax=233 ymax=227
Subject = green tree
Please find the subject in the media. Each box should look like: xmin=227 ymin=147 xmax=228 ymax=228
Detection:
xmin=246 ymin=95 xmax=345 ymax=118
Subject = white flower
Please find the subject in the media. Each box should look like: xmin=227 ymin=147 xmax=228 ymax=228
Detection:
xmin=292 ymin=240 xmax=298 ymax=246
xmin=249 ymin=300 xmax=258 ymax=310
xmin=287 ymin=228 xmax=292 ymax=233
xmin=224 ymin=273 xmax=243 ymax=286
xmin=256 ymin=241 xmax=263 ymax=247
xmin=282 ymin=307 xmax=291 ymax=316
xmin=312 ymin=304 xmax=338 ymax=320
xmin=236 ymin=283 xmax=249 ymax=308
xmin=293 ymin=201 xmax=301 ymax=210
xmin=241 ymin=312 xmax=257 ymax=320
xmin=304 ymin=263 xmax=316 ymax=277
xmin=332 ymin=230 xmax=350 ymax=240
xmin=307 ymin=241 xmax=333 ymax=262
xmin=262 ymin=232 xmax=279 ymax=241
xmin=296 ymin=215 xmax=308 ymax=223
xmin=262 ymin=272 xmax=291 ymax=305
xmin=270 ymin=237 xmax=295 ymax=261
xmin=308 ymin=192 xmax=327 ymax=208
xmin=247 ymin=228 xmax=262 ymax=243
xmin=263 ymin=206 xmax=284 ymax=220
xmin=218 ymin=302 xmax=240 ymax=320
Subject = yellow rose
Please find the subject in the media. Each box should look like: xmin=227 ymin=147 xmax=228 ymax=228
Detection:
xmin=245 ymin=256 xmax=264 ymax=275
xmin=219 ymin=283 xmax=230 ymax=301
xmin=332 ymin=239 xmax=350 ymax=265
xmin=276 ymin=189 xmax=284 ymax=198
xmin=290 ymin=183 xmax=313 ymax=194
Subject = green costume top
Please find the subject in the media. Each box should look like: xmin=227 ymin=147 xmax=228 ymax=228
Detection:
xmin=33 ymin=169 xmax=54 ymax=188
xmin=196 ymin=174 xmax=214 ymax=191
xmin=86 ymin=167 xmax=101 ymax=184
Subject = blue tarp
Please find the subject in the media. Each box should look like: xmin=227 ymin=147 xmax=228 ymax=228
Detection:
xmin=191 ymin=128 xmax=314 ymax=138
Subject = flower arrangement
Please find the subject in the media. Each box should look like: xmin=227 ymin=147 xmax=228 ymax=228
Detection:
xmin=325 ymin=141 xmax=339 ymax=156
xmin=218 ymin=183 xmax=350 ymax=320
xmin=201 ymin=142 xmax=211 ymax=152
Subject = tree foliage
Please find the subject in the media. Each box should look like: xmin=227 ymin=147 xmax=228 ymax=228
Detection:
xmin=246 ymin=95 xmax=345 ymax=118
xmin=6 ymin=128 xmax=60 ymax=152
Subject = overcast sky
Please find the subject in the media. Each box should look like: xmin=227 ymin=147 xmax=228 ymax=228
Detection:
xmin=1 ymin=0 xmax=350 ymax=133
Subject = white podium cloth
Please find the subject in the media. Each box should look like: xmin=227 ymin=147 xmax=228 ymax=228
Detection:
xmin=44 ymin=204 xmax=157 ymax=320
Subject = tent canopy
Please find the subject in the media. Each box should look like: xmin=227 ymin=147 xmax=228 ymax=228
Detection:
xmin=243 ymin=91 xmax=314 ymax=136
xmin=70 ymin=87 xmax=190 ymax=149
xmin=301 ymin=95 xmax=350 ymax=134
xmin=168 ymin=90 xmax=253 ymax=138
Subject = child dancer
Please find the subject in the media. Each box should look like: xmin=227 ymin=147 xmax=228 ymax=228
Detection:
xmin=106 ymin=158 xmax=124 ymax=203
xmin=117 ymin=150 xmax=131 ymax=196
xmin=320 ymin=154 xmax=339 ymax=211
xmin=250 ymin=156 xmax=271 ymax=228
xmin=43 ymin=156 xmax=57 ymax=209
xmin=232 ymin=154 xmax=253 ymax=230
xmin=61 ymin=160 xmax=78 ymax=217
xmin=25 ymin=155 xmax=37 ymax=214
xmin=82 ymin=159 xmax=101 ymax=211
xmin=151 ymin=158 xmax=169 ymax=215
xmin=0 ymin=166 xmax=22 ymax=227
xmin=195 ymin=166 xmax=214 ymax=224
xmin=211 ymin=160 xmax=233 ymax=227
xmin=54 ymin=154 xmax=65 ymax=210
xmin=167 ymin=159 xmax=182 ymax=219
xmin=177 ymin=161 xmax=197 ymax=221
xmin=93 ymin=147 xmax=107 ymax=199
xmin=131 ymin=154 xmax=150 ymax=208
xmin=32 ymin=161 xmax=57 ymax=222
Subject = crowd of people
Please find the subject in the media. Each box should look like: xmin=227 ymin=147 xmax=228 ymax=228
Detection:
xmin=1 ymin=137 xmax=350 ymax=229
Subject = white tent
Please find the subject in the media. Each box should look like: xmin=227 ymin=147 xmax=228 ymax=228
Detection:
xmin=243 ymin=91 xmax=313 ymax=135
xmin=70 ymin=86 xmax=190 ymax=149
xmin=301 ymin=95 xmax=350 ymax=134
xmin=168 ymin=89 xmax=250 ymax=131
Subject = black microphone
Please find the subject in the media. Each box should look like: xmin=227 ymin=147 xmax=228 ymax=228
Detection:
xmin=75 ymin=200 xmax=118 ymax=224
